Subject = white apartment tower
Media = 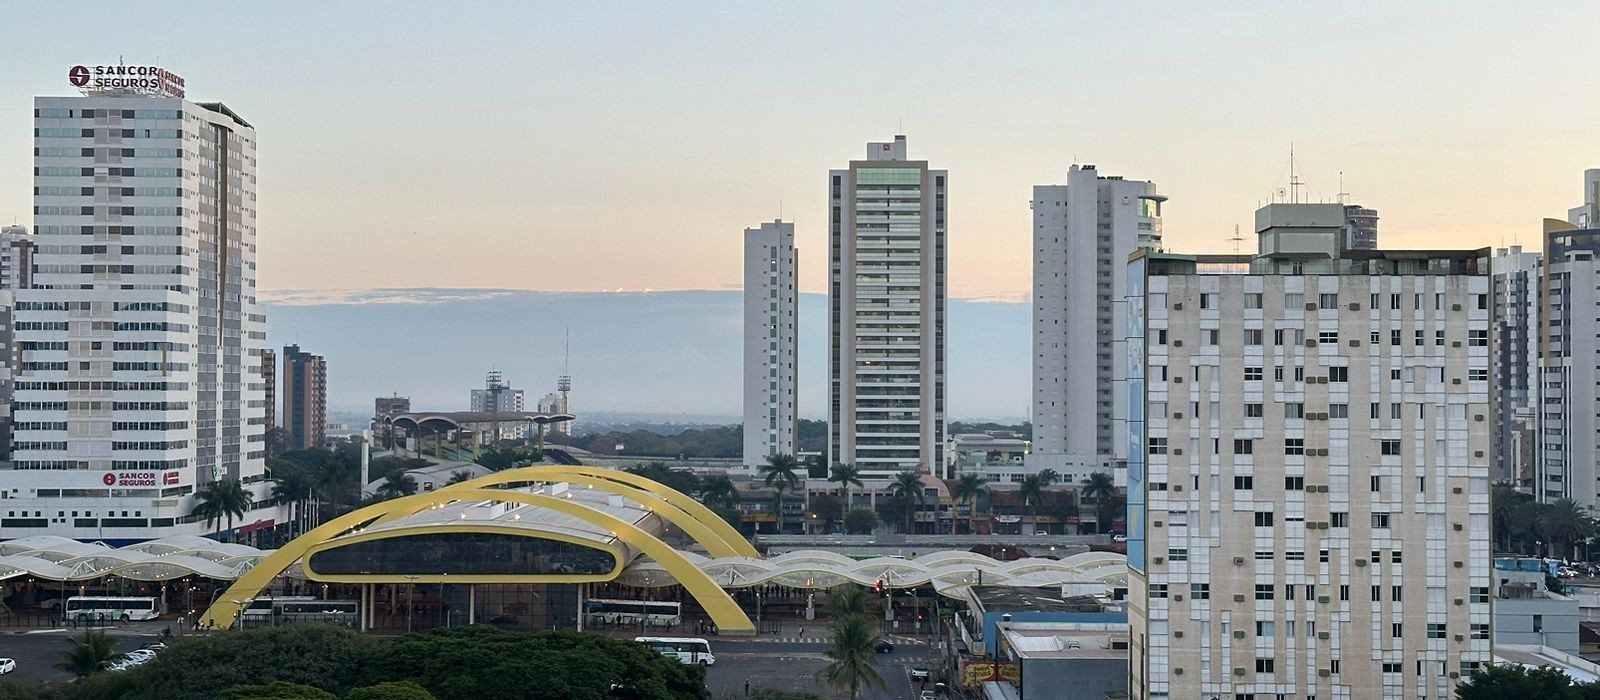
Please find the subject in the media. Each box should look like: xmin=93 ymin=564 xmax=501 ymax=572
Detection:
xmin=470 ymin=370 xmax=526 ymax=440
xmin=1030 ymin=165 xmax=1164 ymax=482
xmin=742 ymin=220 xmax=797 ymax=469
xmin=829 ymin=136 xmax=946 ymax=478
xmin=5 ymin=79 xmax=274 ymax=542
xmin=1490 ymin=244 xmax=1542 ymax=491
xmin=1565 ymin=168 xmax=1600 ymax=228
xmin=1539 ymin=220 xmax=1600 ymax=509
xmin=1125 ymin=204 xmax=1492 ymax=700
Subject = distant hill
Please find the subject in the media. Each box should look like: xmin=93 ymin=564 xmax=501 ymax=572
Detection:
xmin=264 ymin=288 xmax=1028 ymax=421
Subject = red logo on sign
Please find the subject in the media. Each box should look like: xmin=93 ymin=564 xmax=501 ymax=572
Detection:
xmin=69 ymin=66 xmax=91 ymax=87
xmin=163 ymin=471 xmax=179 ymax=486
xmin=102 ymin=473 xmax=116 ymax=486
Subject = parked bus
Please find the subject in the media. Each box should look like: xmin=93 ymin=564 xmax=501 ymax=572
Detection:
xmin=585 ymin=599 xmax=681 ymax=626
xmin=239 ymin=596 xmax=317 ymax=626
xmin=239 ymin=597 xmax=357 ymax=627
xmin=65 ymin=596 xmax=160 ymax=622
xmin=634 ymin=637 xmax=714 ymax=665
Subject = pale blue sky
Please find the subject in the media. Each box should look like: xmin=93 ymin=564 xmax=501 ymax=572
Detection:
xmin=2 ymin=2 xmax=1596 ymax=300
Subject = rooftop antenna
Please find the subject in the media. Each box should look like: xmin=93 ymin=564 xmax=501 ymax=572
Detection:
xmin=1288 ymin=143 xmax=1303 ymax=204
xmin=558 ymin=327 xmax=571 ymax=398
xmin=1229 ymin=224 xmax=1245 ymax=254
xmin=1335 ymin=170 xmax=1350 ymax=206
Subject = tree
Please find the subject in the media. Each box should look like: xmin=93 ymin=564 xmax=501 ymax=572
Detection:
xmin=808 ymin=494 xmax=846 ymax=532
xmin=625 ymin=462 xmax=702 ymax=498
xmin=759 ymin=453 xmax=802 ymax=534
xmin=843 ymin=509 xmax=877 ymax=535
xmin=1511 ymin=501 xmax=1545 ymax=555
xmin=217 ymin=682 xmax=338 ymax=700
xmin=1019 ymin=475 xmax=1046 ymax=529
xmin=346 ymin=681 xmax=439 ymax=700
xmin=1492 ymin=482 xmax=1530 ymax=552
xmin=826 ymin=586 xmax=869 ymax=619
xmin=1541 ymin=497 xmax=1594 ymax=561
xmin=698 ymin=475 xmax=738 ymax=509
xmin=116 ymin=624 xmax=387 ymax=700
xmin=954 ymin=473 xmax=985 ymax=535
xmin=1038 ymin=468 xmax=1060 ymax=486
xmin=1081 ymin=472 xmax=1117 ymax=534
xmin=816 ymin=614 xmax=885 ymax=699
xmin=55 ymin=629 xmax=118 ymax=678
xmin=1456 ymin=663 xmax=1574 ymax=699
xmin=193 ymin=479 xmax=253 ymax=541
xmin=375 ymin=470 xmax=418 ymax=501
xmin=264 ymin=426 xmax=287 ymax=460
xmin=270 ymin=460 xmax=316 ymax=537
xmin=888 ymin=471 xmax=925 ymax=534
xmin=828 ymin=464 xmax=863 ymax=508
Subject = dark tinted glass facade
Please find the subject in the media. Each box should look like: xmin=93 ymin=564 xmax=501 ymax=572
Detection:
xmin=308 ymin=532 xmax=616 ymax=576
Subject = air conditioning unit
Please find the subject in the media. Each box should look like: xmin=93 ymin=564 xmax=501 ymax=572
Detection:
xmin=1349 ymin=340 xmax=1360 ymax=348
xmin=1174 ymin=303 xmax=1183 ymax=310
xmin=1233 ymin=557 xmax=1246 ymax=566
xmin=1454 ymin=561 xmax=1464 ymax=568
xmin=1452 ymin=341 xmax=1462 ymax=347
xmin=1305 ymin=340 xmax=1318 ymax=348
xmin=1319 ymin=669 xmax=1331 ymax=678
xmin=1305 ymin=303 xmax=1317 ymax=311
xmin=1174 ymin=668 xmax=1184 ymax=676
xmin=1174 ymin=340 xmax=1183 ymax=347
xmin=1173 ymin=593 xmax=1184 ymax=602
xmin=1318 ymin=632 xmax=1329 ymax=640
xmin=1235 ymin=667 xmax=1247 ymax=676
xmin=1355 ymin=559 xmax=1367 ymax=567
xmin=1173 ymin=412 xmax=1184 ymax=419
xmin=1453 ymin=523 xmax=1463 ymax=531
xmin=1318 ymin=596 xmax=1330 ymax=604
xmin=1455 ymin=634 xmax=1465 ymax=642
xmin=1155 ymin=556 xmax=1166 ymax=565
xmin=1154 ymin=520 xmax=1164 ymax=528
xmin=1452 ymin=303 xmax=1462 ymax=311
xmin=1450 ymin=672 xmax=1460 ymax=679
xmin=1454 ymin=598 xmax=1464 ymax=606
xmin=1174 ymin=630 xmax=1184 ymax=638
xmin=1174 ymin=485 xmax=1184 ymax=492
xmin=1233 ymin=595 xmax=1245 ymax=603
xmin=1173 ymin=448 xmax=1184 ymax=455
xmin=1348 ymin=303 xmax=1360 ymax=311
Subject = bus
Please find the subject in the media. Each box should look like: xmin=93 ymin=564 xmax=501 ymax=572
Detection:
xmin=239 ymin=597 xmax=357 ymax=627
xmin=586 ymin=599 xmax=681 ymax=626
xmin=65 ymin=596 xmax=160 ymax=622
xmin=634 ymin=637 xmax=714 ymax=666
xmin=239 ymin=596 xmax=317 ymax=626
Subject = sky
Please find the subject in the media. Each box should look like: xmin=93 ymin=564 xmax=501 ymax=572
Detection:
xmin=1 ymin=2 xmax=1597 ymax=301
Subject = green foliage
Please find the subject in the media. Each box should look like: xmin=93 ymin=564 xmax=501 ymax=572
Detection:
xmin=625 ymin=462 xmax=702 ymax=499
xmin=843 ymin=509 xmax=877 ymax=535
xmin=888 ymin=471 xmax=924 ymax=534
xmin=112 ymin=624 xmax=386 ymax=700
xmin=796 ymin=419 xmax=827 ymax=453
xmin=826 ymin=586 xmax=868 ymax=618
xmin=375 ymin=470 xmax=418 ymax=501
xmin=760 ymin=454 xmax=802 ymax=532
xmin=751 ymin=691 xmax=829 ymax=700
xmin=216 ymin=682 xmax=338 ymax=700
xmin=474 ymin=446 xmax=542 ymax=472
xmin=578 ymin=426 xmax=743 ymax=458
xmin=807 ymin=494 xmax=845 ymax=526
xmin=1549 ymin=573 xmax=1568 ymax=595
xmin=1492 ymin=483 xmax=1598 ymax=559
xmin=708 ymin=503 xmax=743 ymax=530
xmin=55 ymin=629 xmax=118 ymax=678
xmin=345 ymin=682 xmax=438 ymax=700
xmin=357 ymin=626 xmax=708 ymax=700
xmin=816 ymin=614 xmax=884 ymax=699
xmin=948 ymin=421 xmax=1031 ymax=439
xmin=191 ymin=479 xmax=253 ymax=537
xmin=1456 ymin=663 xmax=1579 ymax=699
xmin=1081 ymin=472 xmax=1120 ymax=533
xmin=698 ymin=475 xmax=737 ymax=508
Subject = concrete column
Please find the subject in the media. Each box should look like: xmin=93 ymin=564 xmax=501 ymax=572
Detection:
xmin=468 ymin=585 xmax=476 ymax=625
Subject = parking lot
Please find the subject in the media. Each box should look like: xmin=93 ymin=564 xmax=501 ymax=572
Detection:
xmin=705 ymin=640 xmax=941 ymax=700
xmin=0 ymin=627 xmax=169 ymax=685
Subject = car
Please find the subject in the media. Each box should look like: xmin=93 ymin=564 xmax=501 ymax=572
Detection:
xmin=919 ymin=691 xmax=937 ymax=700
xmin=874 ymin=639 xmax=895 ymax=653
xmin=0 ymin=658 xmax=15 ymax=675
xmin=1112 ymin=534 xmax=1128 ymax=542
xmin=910 ymin=665 xmax=930 ymax=681
xmin=1033 ymin=530 xmax=1049 ymax=536
xmin=141 ymin=642 xmax=167 ymax=651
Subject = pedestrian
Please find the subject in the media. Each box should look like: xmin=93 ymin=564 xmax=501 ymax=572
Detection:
xmin=797 ymin=626 xmax=804 ymax=638
xmin=744 ymin=680 xmax=750 ymax=698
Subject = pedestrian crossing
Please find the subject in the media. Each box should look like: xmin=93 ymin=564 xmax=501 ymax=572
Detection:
xmin=742 ymin=634 xmax=924 ymax=645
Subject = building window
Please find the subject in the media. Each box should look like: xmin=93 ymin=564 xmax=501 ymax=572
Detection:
xmin=1285 ymin=438 xmax=1304 ymax=456
xmin=1330 ymin=512 xmax=1348 ymax=528
xmin=1285 ymin=403 xmax=1304 ymax=419
xmin=1328 ymin=367 xmax=1348 ymax=382
xmin=1190 ymin=583 xmax=1209 ymax=599
xmin=1235 ymin=475 xmax=1254 ymax=490
xmin=1381 ymin=440 xmax=1402 ymax=456
xmin=1150 ymin=584 xmax=1167 ymax=599
xmin=1234 ymin=439 xmax=1254 ymax=454
xmin=1285 ymin=476 xmax=1304 ymax=490
xmin=1372 ymin=512 xmax=1391 ymax=529
xmin=1319 ymin=331 xmax=1339 ymax=345
xmin=1169 ymin=549 xmax=1188 ymax=562
xmin=1256 ymin=621 xmax=1274 ymax=637
xmin=1392 ymin=622 xmax=1403 ymax=638
xmin=1245 ymin=293 xmax=1262 ymax=309
xmin=1244 ymin=367 xmax=1263 ymax=381
xmin=1470 ymin=329 xmax=1488 ymax=347
xmin=1200 ymin=293 xmax=1217 ymax=309
xmin=1245 ymin=403 xmax=1263 ymax=418
xmin=1148 ymin=437 xmax=1168 ymax=455
xmin=1244 ymin=329 xmax=1264 ymax=346
xmin=1255 ymin=584 xmax=1274 ymax=600
xmin=1253 ymin=512 xmax=1274 ymax=527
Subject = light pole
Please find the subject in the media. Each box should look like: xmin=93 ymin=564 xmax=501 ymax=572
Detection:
xmin=403 ymin=576 xmax=420 ymax=635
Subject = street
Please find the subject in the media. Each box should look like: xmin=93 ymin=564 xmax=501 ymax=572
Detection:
xmin=0 ymin=626 xmax=167 ymax=685
xmin=706 ymin=640 xmax=937 ymax=700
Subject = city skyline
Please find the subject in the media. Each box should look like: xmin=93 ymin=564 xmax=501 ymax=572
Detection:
xmin=1 ymin=3 xmax=1596 ymax=303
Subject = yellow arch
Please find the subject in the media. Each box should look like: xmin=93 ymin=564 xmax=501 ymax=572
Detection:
xmin=198 ymin=488 xmax=756 ymax=634
xmin=440 ymin=465 xmax=759 ymax=558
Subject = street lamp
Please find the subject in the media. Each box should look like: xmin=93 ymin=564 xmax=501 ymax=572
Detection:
xmin=403 ymin=576 xmax=420 ymax=635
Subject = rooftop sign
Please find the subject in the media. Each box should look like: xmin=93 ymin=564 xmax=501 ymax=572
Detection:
xmin=69 ymin=64 xmax=186 ymax=98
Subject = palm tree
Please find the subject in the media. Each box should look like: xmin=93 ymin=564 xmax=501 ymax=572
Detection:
xmin=446 ymin=470 xmax=475 ymax=485
xmin=954 ymin=473 xmax=986 ymax=535
xmin=1541 ymin=498 xmax=1594 ymax=561
xmin=759 ymin=453 xmax=802 ymax=534
xmin=699 ymin=474 xmax=738 ymax=509
xmin=1038 ymin=468 xmax=1061 ymax=486
xmin=1492 ymin=482 xmax=1531 ymax=553
xmin=1082 ymin=472 xmax=1117 ymax=534
xmin=889 ymin=470 xmax=925 ymax=534
xmin=375 ymin=470 xmax=418 ymax=501
xmin=269 ymin=460 xmax=314 ymax=537
xmin=827 ymin=585 xmax=869 ymax=619
xmin=1511 ymin=501 xmax=1545 ymax=555
xmin=829 ymin=464 xmax=864 ymax=511
xmin=193 ymin=478 xmax=252 ymax=542
xmin=56 ymin=629 xmax=118 ymax=678
xmin=1019 ymin=475 xmax=1046 ymax=530
xmin=817 ymin=613 xmax=886 ymax=699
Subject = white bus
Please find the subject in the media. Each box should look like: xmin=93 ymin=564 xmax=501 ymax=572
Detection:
xmin=634 ymin=636 xmax=715 ymax=666
xmin=239 ymin=596 xmax=317 ymax=626
xmin=586 ymin=599 xmax=681 ymax=626
xmin=240 ymin=597 xmax=358 ymax=627
xmin=65 ymin=596 xmax=160 ymax=622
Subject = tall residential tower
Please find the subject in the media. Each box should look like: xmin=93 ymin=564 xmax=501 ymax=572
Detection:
xmin=829 ymin=136 xmax=946 ymax=479
xmin=1539 ymin=220 xmax=1600 ymax=509
xmin=742 ymin=220 xmax=797 ymax=470
xmin=1126 ymin=204 xmax=1492 ymax=700
xmin=5 ymin=68 xmax=273 ymax=542
xmin=1490 ymin=245 xmax=1542 ymax=490
xmin=282 ymin=344 xmax=326 ymax=451
xmin=1029 ymin=165 xmax=1164 ymax=483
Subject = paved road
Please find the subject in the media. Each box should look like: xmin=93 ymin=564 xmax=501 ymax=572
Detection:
xmin=707 ymin=640 xmax=938 ymax=700
xmin=0 ymin=626 xmax=167 ymax=685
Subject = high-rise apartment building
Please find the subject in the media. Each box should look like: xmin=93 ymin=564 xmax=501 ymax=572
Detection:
xmin=743 ymin=220 xmax=798 ymax=469
xmin=1344 ymin=203 xmax=1380 ymax=250
xmin=282 ymin=344 xmax=326 ymax=451
xmin=1565 ymin=168 xmax=1600 ymax=228
xmin=1491 ymin=245 xmax=1542 ymax=490
xmin=1029 ymin=165 xmax=1164 ymax=483
xmin=261 ymin=347 xmax=276 ymax=431
xmin=1539 ymin=220 xmax=1600 ymax=508
xmin=4 ymin=71 xmax=273 ymax=542
xmin=0 ymin=224 xmax=35 ymax=289
xmin=829 ymin=136 xmax=946 ymax=478
xmin=470 ymin=370 xmax=525 ymax=440
xmin=1125 ymin=204 xmax=1492 ymax=700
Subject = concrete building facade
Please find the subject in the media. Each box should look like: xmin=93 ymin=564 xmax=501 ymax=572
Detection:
xmin=469 ymin=370 xmax=525 ymax=441
xmin=4 ymin=88 xmax=273 ymax=542
xmin=282 ymin=344 xmax=326 ymax=451
xmin=1125 ymin=207 xmax=1492 ymax=700
xmin=828 ymin=136 xmax=946 ymax=478
xmin=0 ymin=224 xmax=35 ymax=290
xmin=1491 ymin=245 xmax=1542 ymax=490
xmin=742 ymin=220 xmax=797 ymax=470
xmin=1539 ymin=222 xmax=1600 ymax=509
xmin=1029 ymin=165 xmax=1164 ymax=484
xmin=1343 ymin=204 xmax=1379 ymax=250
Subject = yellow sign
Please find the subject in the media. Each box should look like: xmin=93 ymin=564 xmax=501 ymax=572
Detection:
xmin=961 ymin=660 xmax=1019 ymax=687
